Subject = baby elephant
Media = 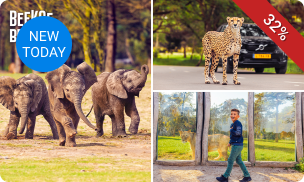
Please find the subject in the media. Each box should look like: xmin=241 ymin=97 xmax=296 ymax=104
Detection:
xmin=91 ymin=65 xmax=149 ymax=137
xmin=0 ymin=74 xmax=59 ymax=139
xmin=46 ymin=62 xmax=97 ymax=147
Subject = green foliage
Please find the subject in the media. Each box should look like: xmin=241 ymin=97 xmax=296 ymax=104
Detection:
xmin=158 ymin=92 xmax=196 ymax=136
xmin=153 ymin=0 xmax=252 ymax=50
xmin=153 ymin=49 xmax=159 ymax=58
xmin=295 ymin=158 xmax=304 ymax=173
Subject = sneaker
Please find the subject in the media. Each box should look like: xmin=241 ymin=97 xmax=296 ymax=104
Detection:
xmin=216 ymin=175 xmax=228 ymax=182
xmin=239 ymin=176 xmax=252 ymax=182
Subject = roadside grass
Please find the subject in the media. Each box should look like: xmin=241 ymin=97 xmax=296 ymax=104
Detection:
xmin=0 ymin=157 xmax=150 ymax=182
xmin=264 ymin=60 xmax=304 ymax=74
xmin=153 ymin=53 xmax=204 ymax=66
xmin=154 ymin=53 xmax=304 ymax=74
xmin=158 ymin=136 xmax=295 ymax=162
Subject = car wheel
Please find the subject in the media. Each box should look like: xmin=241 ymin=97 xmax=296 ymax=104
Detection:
xmin=255 ymin=68 xmax=264 ymax=73
xmin=275 ymin=66 xmax=287 ymax=74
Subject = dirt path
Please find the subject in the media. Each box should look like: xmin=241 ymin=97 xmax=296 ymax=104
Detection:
xmin=154 ymin=165 xmax=304 ymax=182
xmin=0 ymin=133 xmax=150 ymax=161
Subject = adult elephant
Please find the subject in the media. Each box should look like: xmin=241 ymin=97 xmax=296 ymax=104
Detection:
xmin=91 ymin=65 xmax=149 ymax=137
xmin=46 ymin=62 xmax=97 ymax=147
xmin=0 ymin=74 xmax=59 ymax=140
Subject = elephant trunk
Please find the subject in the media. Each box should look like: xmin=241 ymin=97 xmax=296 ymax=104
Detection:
xmin=73 ymin=93 xmax=97 ymax=130
xmin=134 ymin=65 xmax=149 ymax=88
xmin=18 ymin=108 xmax=28 ymax=134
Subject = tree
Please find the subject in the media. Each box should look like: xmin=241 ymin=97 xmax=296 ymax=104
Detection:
xmin=105 ymin=0 xmax=117 ymax=72
xmin=261 ymin=92 xmax=294 ymax=142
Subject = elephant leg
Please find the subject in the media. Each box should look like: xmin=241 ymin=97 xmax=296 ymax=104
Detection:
xmin=54 ymin=119 xmax=66 ymax=146
xmin=25 ymin=115 xmax=36 ymax=139
xmin=94 ymin=105 xmax=105 ymax=137
xmin=66 ymin=108 xmax=80 ymax=133
xmin=62 ymin=117 xmax=77 ymax=147
xmin=112 ymin=106 xmax=126 ymax=137
xmin=125 ymin=97 xmax=140 ymax=134
xmin=110 ymin=115 xmax=126 ymax=137
xmin=1 ymin=124 xmax=9 ymax=137
xmin=110 ymin=115 xmax=117 ymax=136
xmin=42 ymin=99 xmax=59 ymax=139
xmin=7 ymin=111 xmax=20 ymax=140
xmin=52 ymin=110 xmax=77 ymax=147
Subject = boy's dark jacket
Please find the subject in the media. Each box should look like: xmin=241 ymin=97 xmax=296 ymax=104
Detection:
xmin=229 ymin=120 xmax=243 ymax=146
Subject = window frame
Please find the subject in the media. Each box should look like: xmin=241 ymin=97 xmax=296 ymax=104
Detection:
xmin=153 ymin=92 xmax=303 ymax=167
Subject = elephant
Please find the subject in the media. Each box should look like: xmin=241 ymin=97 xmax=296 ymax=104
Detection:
xmin=0 ymin=74 xmax=59 ymax=140
xmin=91 ymin=65 xmax=149 ymax=137
xmin=46 ymin=62 xmax=97 ymax=147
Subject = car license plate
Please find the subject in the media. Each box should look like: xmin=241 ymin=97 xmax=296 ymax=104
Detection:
xmin=253 ymin=54 xmax=271 ymax=59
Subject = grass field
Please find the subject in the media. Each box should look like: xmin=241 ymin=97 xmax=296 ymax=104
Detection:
xmin=158 ymin=136 xmax=295 ymax=162
xmin=0 ymin=72 xmax=151 ymax=182
xmin=0 ymin=157 xmax=150 ymax=182
xmin=154 ymin=52 xmax=304 ymax=74
xmin=158 ymin=136 xmax=193 ymax=160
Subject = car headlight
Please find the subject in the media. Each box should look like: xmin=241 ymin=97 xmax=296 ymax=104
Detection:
xmin=240 ymin=49 xmax=248 ymax=54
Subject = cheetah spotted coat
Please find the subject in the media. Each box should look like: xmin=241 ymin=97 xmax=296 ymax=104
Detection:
xmin=202 ymin=17 xmax=244 ymax=85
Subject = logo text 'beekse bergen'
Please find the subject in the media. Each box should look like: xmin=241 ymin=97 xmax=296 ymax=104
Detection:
xmin=16 ymin=16 xmax=72 ymax=72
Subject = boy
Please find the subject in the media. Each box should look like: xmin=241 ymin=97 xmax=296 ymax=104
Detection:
xmin=216 ymin=109 xmax=251 ymax=182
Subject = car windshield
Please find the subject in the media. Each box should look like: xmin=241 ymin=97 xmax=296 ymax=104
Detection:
xmin=221 ymin=24 xmax=268 ymax=37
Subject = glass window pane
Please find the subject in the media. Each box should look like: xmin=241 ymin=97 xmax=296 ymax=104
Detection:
xmin=254 ymin=92 xmax=295 ymax=162
xmin=157 ymin=92 xmax=197 ymax=160
xmin=209 ymin=92 xmax=248 ymax=161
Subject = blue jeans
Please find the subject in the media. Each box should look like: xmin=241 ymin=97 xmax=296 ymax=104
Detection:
xmin=223 ymin=145 xmax=250 ymax=178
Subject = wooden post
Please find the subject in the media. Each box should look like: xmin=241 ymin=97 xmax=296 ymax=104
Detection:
xmin=202 ymin=92 xmax=210 ymax=165
xmin=296 ymin=92 xmax=303 ymax=162
xmin=195 ymin=93 xmax=204 ymax=165
xmin=153 ymin=92 xmax=159 ymax=163
xmin=248 ymin=92 xmax=255 ymax=166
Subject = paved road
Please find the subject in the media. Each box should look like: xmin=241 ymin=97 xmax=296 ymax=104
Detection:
xmin=153 ymin=65 xmax=304 ymax=90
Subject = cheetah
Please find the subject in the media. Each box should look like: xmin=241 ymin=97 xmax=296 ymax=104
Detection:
xmin=202 ymin=17 xmax=244 ymax=85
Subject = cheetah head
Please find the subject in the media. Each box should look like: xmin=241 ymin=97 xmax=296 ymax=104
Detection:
xmin=227 ymin=17 xmax=244 ymax=30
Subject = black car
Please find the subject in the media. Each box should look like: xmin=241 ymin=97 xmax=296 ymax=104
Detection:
xmin=211 ymin=23 xmax=288 ymax=74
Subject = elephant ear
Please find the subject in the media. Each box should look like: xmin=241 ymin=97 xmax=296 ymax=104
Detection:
xmin=46 ymin=70 xmax=64 ymax=98
xmin=58 ymin=64 xmax=72 ymax=84
xmin=24 ymin=80 xmax=42 ymax=112
xmin=0 ymin=76 xmax=16 ymax=111
xmin=77 ymin=62 xmax=97 ymax=92
xmin=106 ymin=70 xmax=128 ymax=99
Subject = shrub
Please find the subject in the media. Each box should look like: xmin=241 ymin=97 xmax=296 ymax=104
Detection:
xmin=153 ymin=49 xmax=159 ymax=58
xmin=295 ymin=157 xmax=304 ymax=172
